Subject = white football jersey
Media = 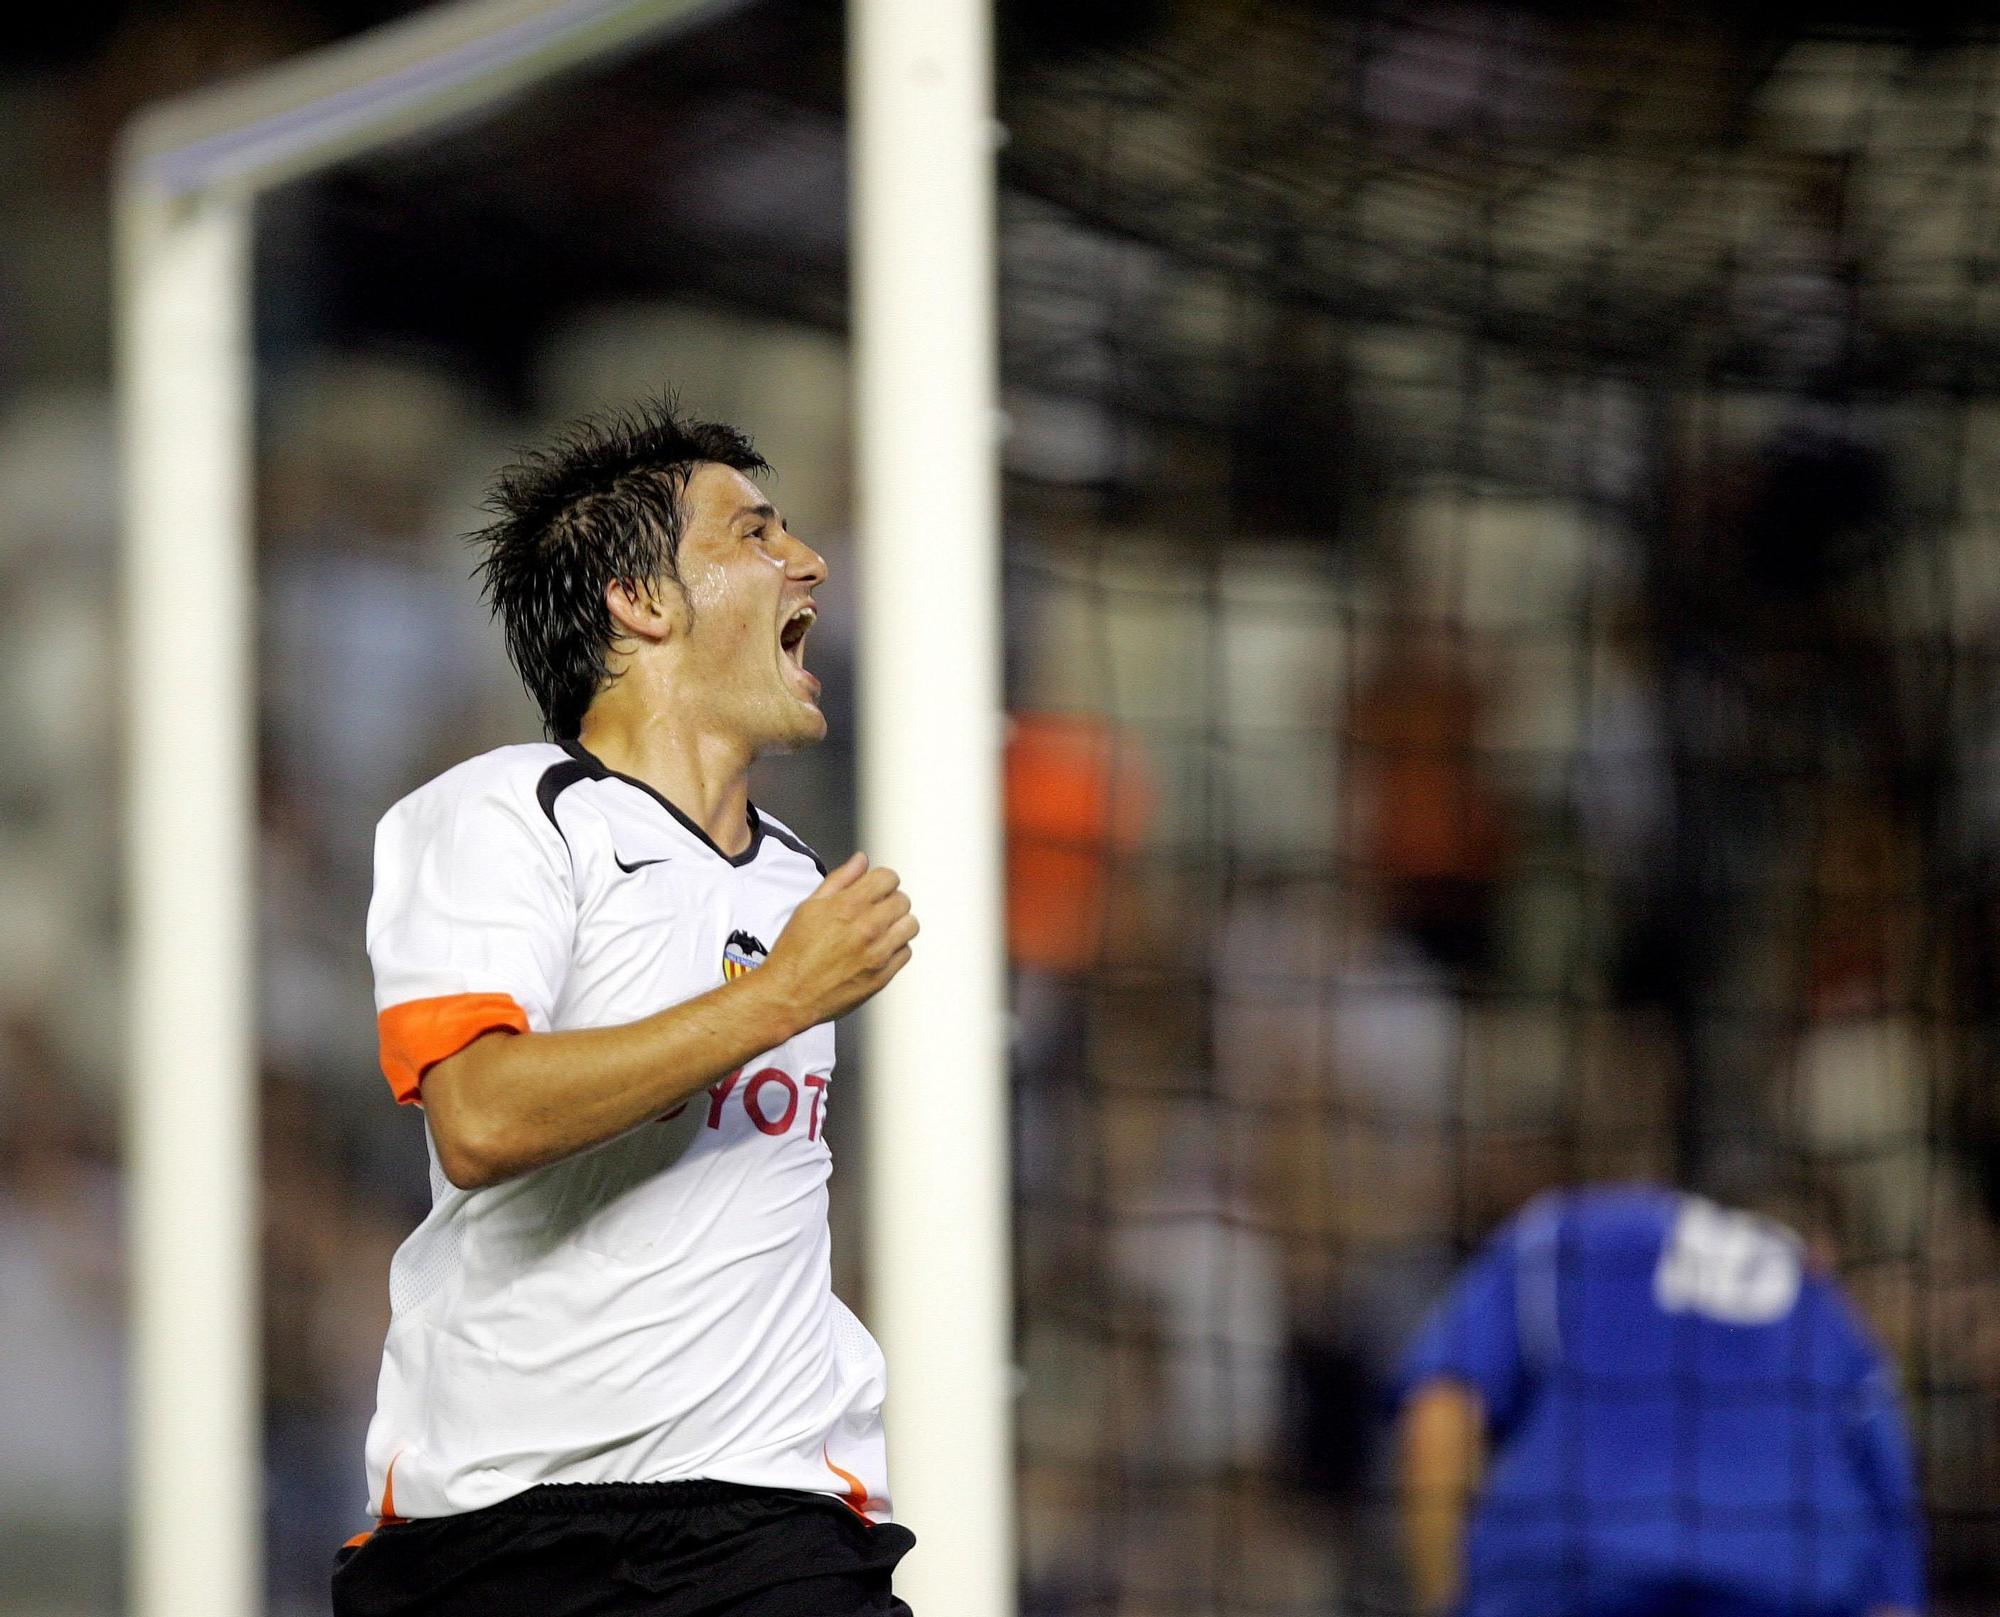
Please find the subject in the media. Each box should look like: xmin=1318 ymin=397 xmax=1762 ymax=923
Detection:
xmin=361 ymin=741 xmax=890 ymax=1523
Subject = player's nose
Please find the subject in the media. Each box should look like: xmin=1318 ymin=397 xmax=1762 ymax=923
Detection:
xmin=780 ymin=528 xmax=827 ymax=587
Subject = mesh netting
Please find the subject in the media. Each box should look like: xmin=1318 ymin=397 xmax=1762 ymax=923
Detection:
xmin=995 ymin=7 xmax=2000 ymax=1612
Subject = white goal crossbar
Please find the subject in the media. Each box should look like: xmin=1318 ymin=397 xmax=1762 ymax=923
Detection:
xmin=114 ymin=2 xmax=1009 ymax=1613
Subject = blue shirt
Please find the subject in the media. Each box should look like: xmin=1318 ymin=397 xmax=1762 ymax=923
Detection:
xmin=1397 ymin=1187 xmax=1923 ymax=1617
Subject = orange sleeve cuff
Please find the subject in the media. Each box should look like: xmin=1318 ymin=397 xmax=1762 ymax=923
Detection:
xmin=376 ymin=992 xmax=530 ymax=1105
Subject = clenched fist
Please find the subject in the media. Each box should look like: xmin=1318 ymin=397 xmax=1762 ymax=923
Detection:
xmin=763 ymin=852 xmax=919 ymax=1026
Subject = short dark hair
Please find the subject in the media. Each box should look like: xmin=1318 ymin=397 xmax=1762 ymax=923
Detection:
xmin=471 ymin=397 xmax=769 ymax=739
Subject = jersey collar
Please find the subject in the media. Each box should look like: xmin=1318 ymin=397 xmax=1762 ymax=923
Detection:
xmin=559 ymin=739 xmax=766 ymax=868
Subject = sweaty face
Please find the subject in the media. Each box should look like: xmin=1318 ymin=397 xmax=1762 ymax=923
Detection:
xmin=668 ymin=462 xmax=828 ymax=755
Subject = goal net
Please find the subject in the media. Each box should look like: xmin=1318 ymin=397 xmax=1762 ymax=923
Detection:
xmin=996 ymin=6 xmax=2000 ymax=1613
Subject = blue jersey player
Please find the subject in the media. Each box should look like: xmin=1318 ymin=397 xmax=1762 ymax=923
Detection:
xmin=1394 ymin=1186 xmax=1922 ymax=1617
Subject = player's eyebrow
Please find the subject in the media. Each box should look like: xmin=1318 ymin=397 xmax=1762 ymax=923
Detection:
xmin=732 ymin=502 xmax=779 ymax=528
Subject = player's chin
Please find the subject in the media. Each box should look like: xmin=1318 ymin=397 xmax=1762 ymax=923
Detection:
xmin=771 ymin=694 xmax=828 ymax=751
xmin=774 ymin=662 xmax=825 ymax=743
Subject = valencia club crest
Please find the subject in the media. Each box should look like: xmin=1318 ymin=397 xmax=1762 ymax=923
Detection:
xmin=722 ymin=930 xmax=769 ymax=981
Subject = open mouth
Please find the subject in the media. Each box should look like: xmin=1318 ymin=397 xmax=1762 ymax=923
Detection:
xmin=779 ymin=602 xmax=817 ymax=676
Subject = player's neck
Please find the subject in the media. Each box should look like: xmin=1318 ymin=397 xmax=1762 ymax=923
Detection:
xmin=575 ymin=703 xmax=755 ymax=857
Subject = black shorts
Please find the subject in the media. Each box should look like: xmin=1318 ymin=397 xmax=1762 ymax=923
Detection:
xmin=330 ymin=1479 xmax=916 ymax=1617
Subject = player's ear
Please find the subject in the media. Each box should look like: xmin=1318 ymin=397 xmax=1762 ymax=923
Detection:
xmin=605 ymin=575 xmax=683 ymax=644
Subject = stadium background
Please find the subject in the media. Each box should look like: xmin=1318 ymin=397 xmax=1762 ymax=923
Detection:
xmin=3 ymin=1 xmax=1998 ymax=1613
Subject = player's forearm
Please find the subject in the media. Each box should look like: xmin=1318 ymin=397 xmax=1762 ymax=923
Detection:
xmin=421 ymin=970 xmax=807 ymax=1189
xmin=1399 ymin=1381 xmax=1484 ymax=1615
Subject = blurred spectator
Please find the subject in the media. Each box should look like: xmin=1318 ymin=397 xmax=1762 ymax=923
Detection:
xmin=1345 ymin=628 xmax=1512 ymax=975
xmin=1642 ymin=392 xmax=1905 ymax=1187
xmin=0 ymin=1021 xmax=123 ymax=1610
xmin=1108 ymin=1097 xmax=1288 ymax=1475
xmin=261 ymin=1072 xmax=404 ymax=1612
xmin=260 ymin=353 xmax=517 ymax=883
xmin=1006 ymin=708 xmax=1152 ymax=1209
xmin=1007 ymin=709 xmax=1152 ymax=979
xmin=0 ymin=393 xmax=121 ymax=1089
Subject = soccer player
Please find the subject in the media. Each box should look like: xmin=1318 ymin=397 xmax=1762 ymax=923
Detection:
xmin=331 ymin=403 xmax=921 ymax=1617
xmin=1395 ymin=1185 xmax=1923 ymax=1617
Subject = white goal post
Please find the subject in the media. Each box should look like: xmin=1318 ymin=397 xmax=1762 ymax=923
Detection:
xmin=113 ymin=3 xmax=1010 ymax=1614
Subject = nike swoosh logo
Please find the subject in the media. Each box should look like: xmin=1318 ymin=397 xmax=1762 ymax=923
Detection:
xmin=614 ymin=853 xmax=671 ymax=874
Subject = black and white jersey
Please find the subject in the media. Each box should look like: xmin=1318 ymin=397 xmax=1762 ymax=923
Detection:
xmin=363 ymin=741 xmax=888 ymax=1523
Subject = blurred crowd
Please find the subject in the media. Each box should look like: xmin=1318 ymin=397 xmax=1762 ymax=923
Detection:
xmin=1 ymin=2 xmax=1998 ymax=1616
